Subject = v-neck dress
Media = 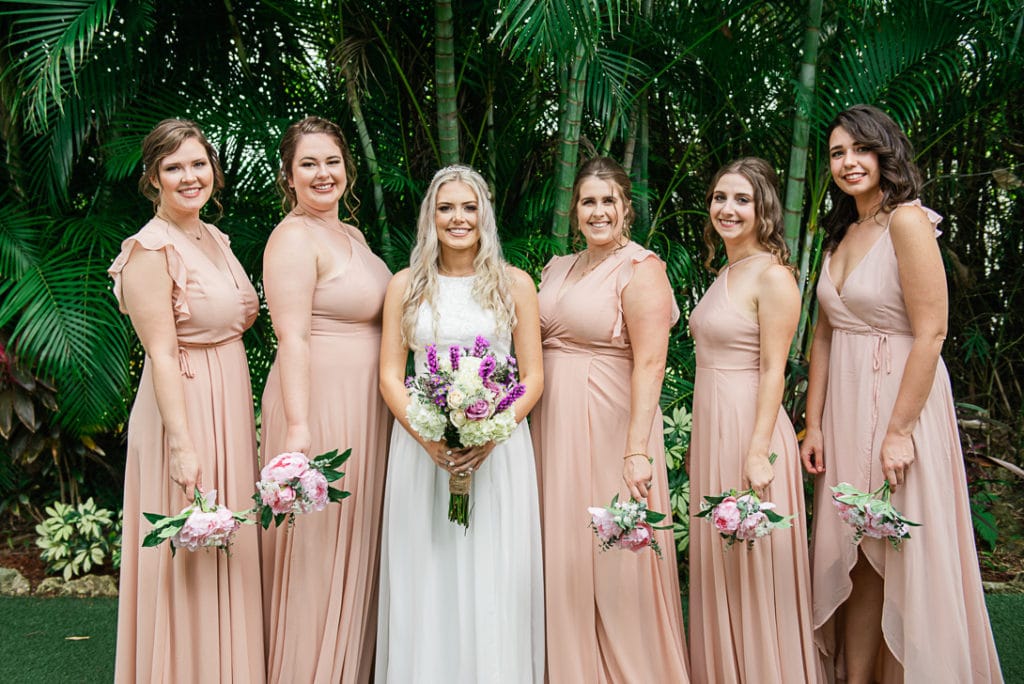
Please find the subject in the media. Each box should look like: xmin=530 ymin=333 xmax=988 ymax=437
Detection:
xmin=531 ymin=241 xmax=689 ymax=683
xmin=260 ymin=224 xmax=393 ymax=684
xmin=687 ymin=253 xmax=821 ymax=684
xmin=110 ymin=218 xmax=265 ymax=683
xmin=810 ymin=200 xmax=1003 ymax=682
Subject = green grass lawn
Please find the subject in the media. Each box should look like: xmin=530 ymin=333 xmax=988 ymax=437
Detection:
xmin=1 ymin=594 xmax=1021 ymax=682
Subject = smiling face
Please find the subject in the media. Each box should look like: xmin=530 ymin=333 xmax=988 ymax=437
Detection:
xmin=829 ymin=125 xmax=882 ymax=200
xmin=709 ymin=172 xmax=759 ymax=247
xmin=574 ymin=177 xmax=627 ymax=249
xmin=288 ymin=133 xmax=347 ymax=212
xmin=151 ymin=136 xmax=214 ymax=217
xmin=434 ymin=180 xmax=480 ymax=253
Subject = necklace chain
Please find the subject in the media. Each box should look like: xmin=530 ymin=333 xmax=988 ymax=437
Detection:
xmin=159 ymin=213 xmax=203 ymax=240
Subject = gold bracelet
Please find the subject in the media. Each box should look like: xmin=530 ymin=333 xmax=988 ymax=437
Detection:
xmin=624 ymin=452 xmax=654 ymax=464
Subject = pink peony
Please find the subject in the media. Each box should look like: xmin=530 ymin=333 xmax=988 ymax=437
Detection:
xmin=617 ymin=522 xmax=654 ymax=551
xmin=588 ymin=506 xmax=623 ymax=542
xmin=261 ymin=483 xmax=298 ymax=515
xmin=299 ymin=469 xmax=330 ymax=511
xmin=172 ymin=507 xmax=240 ymax=550
xmin=712 ymin=497 xmax=741 ymax=533
xmin=464 ymin=399 xmax=492 ymax=421
xmin=261 ymin=452 xmax=310 ymax=483
xmin=735 ymin=511 xmax=768 ymax=540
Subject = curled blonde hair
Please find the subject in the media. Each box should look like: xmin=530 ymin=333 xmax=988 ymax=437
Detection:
xmin=400 ymin=165 xmax=516 ymax=348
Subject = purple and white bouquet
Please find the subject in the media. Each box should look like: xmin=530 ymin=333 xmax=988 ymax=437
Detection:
xmin=253 ymin=449 xmax=352 ymax=528
xmin=588 ymin=494 xmax=670 ymax=558
xmin=405 ymin=335 xmax=525 ymax=527
xmin=832 ymin=481 xmax=920 ymax=549
xmin=142 ymin=488 xmax=250 ymax=556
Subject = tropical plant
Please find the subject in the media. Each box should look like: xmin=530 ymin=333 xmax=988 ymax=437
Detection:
xmin=35 ymin=498 xmax=122 ymax=580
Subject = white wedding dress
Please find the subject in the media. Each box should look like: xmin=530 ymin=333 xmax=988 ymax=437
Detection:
xmin=375 ymin=275 xmax=545 ymax=683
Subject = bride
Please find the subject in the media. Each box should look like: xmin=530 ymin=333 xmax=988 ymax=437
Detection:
xmin=375 ymin=165 xmax=545 ymax=682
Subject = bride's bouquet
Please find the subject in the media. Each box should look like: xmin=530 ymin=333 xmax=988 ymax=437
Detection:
xmin=405 ymin=335 xmax=526 ymax=527
xmin=253 ymin=449 xmax=352 ymax=528
xmin=142 ymin=488 xmax=251 ymax=556
xmin=832 ymin=481 xmax=920 ymax=549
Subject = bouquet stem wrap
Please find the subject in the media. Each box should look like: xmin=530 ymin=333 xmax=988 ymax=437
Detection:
xmin=448 ymin=472 xmax=472 ymax=525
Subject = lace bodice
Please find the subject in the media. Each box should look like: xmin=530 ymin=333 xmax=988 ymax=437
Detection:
xmin=412 ymin=275 xmax=511 ymax=371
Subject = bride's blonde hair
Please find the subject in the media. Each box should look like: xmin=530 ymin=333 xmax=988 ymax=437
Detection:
xmin=400 ymin=165 xmax=516 ymax=349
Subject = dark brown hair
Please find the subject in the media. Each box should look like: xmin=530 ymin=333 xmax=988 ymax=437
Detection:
xmin=277 ymin=116 xmax=360 ymax=222
xmin=138 ymin=119 xmax=225 ymax=216
xmin=703 ymin=157 xmax=790 ymax=272
xmin=823 ymin=104 xmax=922 ymax=250
xmin=570 ymin=156 xmax=635 ymax=243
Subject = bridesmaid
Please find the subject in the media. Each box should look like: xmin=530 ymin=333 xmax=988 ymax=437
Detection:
xmin=531 ymin=156 xmax=689 ymax=682
xmin=260 ymin=116 xmax=392 ymax=683
xmin=801 ymin=104 xmax=1003 ymax=682
xmin=110 ymin=119 xmax=264 ymax=682
xmin=687 ymin=158 xmax=819 ymax=683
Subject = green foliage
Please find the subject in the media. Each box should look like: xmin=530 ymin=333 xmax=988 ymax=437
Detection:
xmin=971 ymin=490 xmax=1000 ymax=551
xmin=35 ymin=498 xmax=121 ymax=581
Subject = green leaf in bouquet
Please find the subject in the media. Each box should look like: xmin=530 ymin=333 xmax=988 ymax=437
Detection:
xmin=323 ymin=469 xmax=344 ymax=483
xmin=328 ymin=487 xmax=350 ymax=503
xmin=646 ymin=510 xmax=667 ymax=524
xmin=260 ymin=506 xmax=273 ymax=530
xmin=143 ymin=512 xmax=167 ymax=524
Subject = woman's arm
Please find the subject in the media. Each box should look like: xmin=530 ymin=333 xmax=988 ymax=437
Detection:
xmin=881 ymin=206 xmax=948 ymax=490
xmin=799 ymin=307 xmax=832 ymax=475
xmin=121 ymin=247 xmax=201 ymax=497
xmin=264 ymin=218 xmax=319 ymax=454
xmin=620 ymin=257 xmax=674 ymax=501
xmin=507 ymin=267 xmax=544 ymax=421
xmin=745 ymin=264 xmax=800 ymax=495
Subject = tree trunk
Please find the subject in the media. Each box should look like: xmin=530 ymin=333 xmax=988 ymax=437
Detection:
xmin=343 ymin=64 xmax=392 ymax=261
xmin=551 ymin=40 xmax=588 ymax=252
xmin=435 ymin=0 xmax=459 ymax=165
xmin=782 ymin=0 xmax=823 ymax=258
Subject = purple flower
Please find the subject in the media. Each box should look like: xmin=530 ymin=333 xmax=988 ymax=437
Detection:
xmin=495 ymin=383 xmax=525 ymax=414
xmin=449 ymin=344 xmax=461 ymax=370
xmin=478 ymin=355 xmax=496 ymax=380
xmin=426 ymin=344 xmax=439 ymax=374
xmin=465 ymin=399 xmax=492 ymax=421
xmin=472 ymin=336 xmax=490 ymax=357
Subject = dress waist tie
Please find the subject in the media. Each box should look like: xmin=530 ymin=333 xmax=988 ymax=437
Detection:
xmin=177 ymin=335 xmax=243 ymax=379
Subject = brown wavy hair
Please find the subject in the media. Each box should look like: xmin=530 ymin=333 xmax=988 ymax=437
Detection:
xmin=277 ymin=116 xmax=360 ymax=223
xmin=569 ymin=156 xmax=635 ymax=247
xmin=138 ymin=119 xmax=225 ymax=217
xmin=822 ymin=104 xmax=922 ymax=251
xmin=702 ymin=157 xmax=790 ymax=272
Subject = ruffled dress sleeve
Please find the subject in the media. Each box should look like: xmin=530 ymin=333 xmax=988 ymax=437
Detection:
xmin=898 ymin=198 xmax=944 ymax=237
xmin=612 ymin=244 xmax=680 ymax=342
xmin=108 ymin=221 xmax=191 ymax=322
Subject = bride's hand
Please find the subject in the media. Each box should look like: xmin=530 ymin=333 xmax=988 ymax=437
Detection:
xmin=451 ymin=442 xmax=497 ymax=475
xmin=423 ymin=439 xmax=460 ymax=472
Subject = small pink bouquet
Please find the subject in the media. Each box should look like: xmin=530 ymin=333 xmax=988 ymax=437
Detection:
xmin=405 ymin=335 xmax=526 ymax=528
xmin=832 ymin=481 xmax=920 ymax=549
xmin=253 ymin=448 xmax=352 ymax=528
xmin=142 ymin=488 xmax=250 ymax=556
xmin=694 ymin=453 xmax=793 ymax=549
xmin=588 ymin=494 xmax=671 ymax=558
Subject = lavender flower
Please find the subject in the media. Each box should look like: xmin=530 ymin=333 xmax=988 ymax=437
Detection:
xmin=495 ymin=383 xmax=526 ymax=413
xmin=472 ymin=335 xmax=490 ymax=357
xmin=449 ymin=344 xmax=461 ymax=370
xmin=478 ymin=355 xmax=496 ymax=380
xmin=426 ymin=344 xmax=439 ymax=374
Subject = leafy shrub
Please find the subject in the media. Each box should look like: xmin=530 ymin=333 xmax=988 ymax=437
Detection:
xmin=35 ymin=498 xmax=122 ymax=580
